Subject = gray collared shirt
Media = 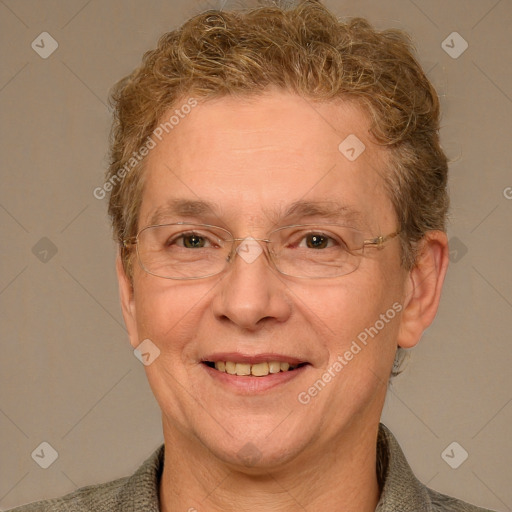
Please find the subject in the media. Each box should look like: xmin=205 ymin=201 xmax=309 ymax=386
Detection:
xmin=8 ymin=424 xmax=495 ymax=511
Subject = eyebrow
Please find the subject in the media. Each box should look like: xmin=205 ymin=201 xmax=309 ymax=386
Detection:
xmin=148 ymin=199 xmax=221 ymax=226
xmin=147 ymin=199 xmax=364 ymax=228
xmin=278 ymin=200 xmax=363 ymax=226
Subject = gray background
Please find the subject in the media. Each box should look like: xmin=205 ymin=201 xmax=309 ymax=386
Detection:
xmin=0 ymin=0 xmax=511 ymax=509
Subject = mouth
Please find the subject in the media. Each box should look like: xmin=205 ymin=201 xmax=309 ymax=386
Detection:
xmin=202 ymin=360 xmax=309 ymax=377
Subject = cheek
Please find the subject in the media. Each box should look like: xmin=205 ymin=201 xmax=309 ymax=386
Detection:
xmin=132 ymin=276 xmax=209 ymax=357
xmin=302 ymin=263 xmax=403 ymax=365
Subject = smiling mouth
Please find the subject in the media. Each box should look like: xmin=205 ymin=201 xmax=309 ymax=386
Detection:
xmin=202 ymin=361 xmax=309 ymax=377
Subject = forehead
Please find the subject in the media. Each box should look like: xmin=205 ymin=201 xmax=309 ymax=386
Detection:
xmin=139 ymin=91 xmax=396 ymax=232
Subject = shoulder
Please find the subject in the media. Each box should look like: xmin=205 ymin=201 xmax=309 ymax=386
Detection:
xmin=6 ymin=476 xmax=130 ymax=512
xmin=6 ymin=444 xmax=165 ymax=512
xmin=426 ymin=487 xmax=496 ymax=512
xmin=377 ymin=424 xmax=497 ymax=512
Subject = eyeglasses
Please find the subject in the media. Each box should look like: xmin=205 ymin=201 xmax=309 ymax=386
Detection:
xmin=123 ymin=223 xmax=400 ymax=280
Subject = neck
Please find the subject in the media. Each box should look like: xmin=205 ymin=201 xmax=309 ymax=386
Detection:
xmin=159 ymin=419 xmax=381 ymax=512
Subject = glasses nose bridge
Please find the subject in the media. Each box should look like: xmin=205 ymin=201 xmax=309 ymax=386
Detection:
xmin=230 ymin=236 xmax=272 ymax=244
xmin=225 ymin=236 xmax=274 ymax=267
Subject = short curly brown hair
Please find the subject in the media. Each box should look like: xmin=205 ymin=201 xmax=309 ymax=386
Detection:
xmin=106 ymin=0 xmax=448 ymax=282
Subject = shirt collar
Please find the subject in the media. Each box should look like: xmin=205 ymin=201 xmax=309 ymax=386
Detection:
xmin=376 ymin=423 xmax=432 ymax=511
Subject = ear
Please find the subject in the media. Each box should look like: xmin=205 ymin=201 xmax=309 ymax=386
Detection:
xmin=116 ymin=252 xmax=139 ymax=349
xmin=397 ymin=231 xmax=449 ymax=349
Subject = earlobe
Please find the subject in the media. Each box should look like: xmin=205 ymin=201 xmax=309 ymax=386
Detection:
xmin=116 ymin=253 xmax=139 ymax=349
xmin=397 ymin=231 xmax=449 ymax=349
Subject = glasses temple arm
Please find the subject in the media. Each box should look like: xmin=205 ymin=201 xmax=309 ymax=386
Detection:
xmin=122 ymin=236 xmax=138 ymax=248
xmin=363 ymin=230 xmax=401 ymax=247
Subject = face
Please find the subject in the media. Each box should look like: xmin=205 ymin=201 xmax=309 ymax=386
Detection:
xmin=119 ymin=91 xmax=412 ymax=470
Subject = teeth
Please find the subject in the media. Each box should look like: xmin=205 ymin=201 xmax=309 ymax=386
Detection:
xmin=225 ymin=361 xmax=236 ymax=375
xmin=251 ymin=362 xmax=269 ymax=376
xmin=269 ymin=361 xmax=281 ymax=374
xmin=213 ymin=360 xmax=301 ymax=377
xmin=235 ymin=363 xmax=251 ymax=376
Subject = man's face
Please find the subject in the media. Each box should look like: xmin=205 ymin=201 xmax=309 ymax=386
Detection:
xmin=120 ymin=91 xmax=409 ymax=469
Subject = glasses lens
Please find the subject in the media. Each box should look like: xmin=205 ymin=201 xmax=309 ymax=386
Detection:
xmin=137 ymin=224 xmax=230 ymax=279
xmin=270 ymin=225 xmax=365 ymax=278
xmin=134 ymin=223 xmax=367 ymax=279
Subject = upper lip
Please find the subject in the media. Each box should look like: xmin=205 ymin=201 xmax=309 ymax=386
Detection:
xmin=202 ymin=352 xmax=308 ymax=365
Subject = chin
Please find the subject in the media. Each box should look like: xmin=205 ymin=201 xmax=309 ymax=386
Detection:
xmin=192 ymin=418 xmax=313 ymax=471
xmin=219 ymin=440 xmax=305 ymax=473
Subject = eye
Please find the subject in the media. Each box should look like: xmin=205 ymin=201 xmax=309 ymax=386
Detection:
xmin=182 ymin=234 xmax=207 ymax=248
xmin=297 ymin=232 xmax=339 ymax=250
xmin=167 ymin=232 xmax=214 ymax=249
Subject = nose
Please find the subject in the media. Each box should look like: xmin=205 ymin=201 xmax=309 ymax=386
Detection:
xmin=211 ymin=238 xmax=292 ymax=331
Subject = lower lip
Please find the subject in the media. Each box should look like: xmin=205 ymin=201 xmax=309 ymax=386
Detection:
xmin=202 ymin=363 xmax=310 ymax=393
